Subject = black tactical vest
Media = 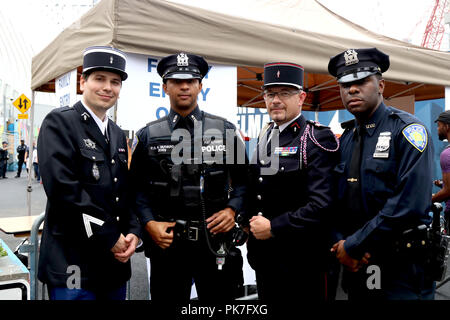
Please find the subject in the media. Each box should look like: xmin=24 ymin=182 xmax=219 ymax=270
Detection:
xmin=145 ymin=113 xmax=231 ymax=221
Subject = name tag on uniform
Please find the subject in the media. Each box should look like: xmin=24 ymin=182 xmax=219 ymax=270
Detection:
xmin=373 ymin=132 xmax=391 ymax=158
xmin=274 ymin=147 xmax=298 ymax=156
xmin=150 ymin=145 xmax=175 ymax=153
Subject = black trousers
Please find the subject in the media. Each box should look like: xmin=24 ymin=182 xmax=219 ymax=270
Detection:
xmin=254 ymin=262 xmax=327 ymax=301
xmin=148 ymin=235 xmax=244 ymax=301
xmin=17 ymin=158 xmax=24 ymax=176
xmin=0 ymin=160 xmax=6 ymax=177
xmin=342 ymin=257 xmax=435 ymax=300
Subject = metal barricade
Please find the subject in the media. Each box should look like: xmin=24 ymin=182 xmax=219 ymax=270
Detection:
xmin=17 ymin=212 xmax=132 ymax=300
xmin=18 ymin=212 xmax=45 ymax=300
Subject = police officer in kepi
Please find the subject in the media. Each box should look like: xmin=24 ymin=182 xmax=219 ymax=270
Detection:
xmin=37 ymin=46 xmax=141 ymax=300
xmin=243 ymin=62 xmax=339 ymax=300
xmin=328 ymin=48 xmax=435 ymax=300
xmin=130 ymin=52 xmax=248 ymax=300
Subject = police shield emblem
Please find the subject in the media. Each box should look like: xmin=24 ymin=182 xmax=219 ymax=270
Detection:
xmin=84 ymin=138 xmax=96 ymax=150
xmin=92 ymin=163 xmax=100 ymax=180
xmin=344 ymin=49 xmax=359 ymax=66
xmin=402 ymin=124 xmax=427 ymax=152
xmin=373 ymin=132 xmax=391 ymax=158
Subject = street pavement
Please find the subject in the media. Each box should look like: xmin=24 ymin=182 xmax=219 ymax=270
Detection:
xmin=1 ymin=169 xmax=450 ymax=300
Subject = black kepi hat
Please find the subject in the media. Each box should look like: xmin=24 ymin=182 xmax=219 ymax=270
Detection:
xmin=262 ymin=62 xmax=304 ymax=90
xmin=328 ymin=48 xmax=389 ymax=83
xmin=82 ymin=46 xmax=128 ymax=81
xmin=157 ymin=53 xmax=209 ymax=81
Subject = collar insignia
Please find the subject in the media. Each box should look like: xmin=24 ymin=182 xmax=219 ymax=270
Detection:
xmin=81 ymin=112 xmax=90 ymax=121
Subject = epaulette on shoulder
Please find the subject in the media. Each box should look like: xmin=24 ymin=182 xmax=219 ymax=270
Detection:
xmin=387 ymin=106 xmax=416 ymax=125
xmin=341 ymin=119 xmax=356 ymax=130
xmin=203 ymin=111 xmax=227 ymax=122
xmin=59 ymin=106 xmax=73 ymax=113
xmin=146 ymin=115 xmax=168 ymax=127
xmin=306 ymin=120 xmax=329 ymax=129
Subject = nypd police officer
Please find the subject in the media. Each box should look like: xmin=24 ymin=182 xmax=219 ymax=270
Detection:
xmin=244 ymin=62 xmax=339 ymax=300
xmin=130 ymin=53 xmax=247 ymax=300
xmin=329 ymin=48 xmax=435 ymax=300
xmin=37 ymin=46 xmax=141 ymax=300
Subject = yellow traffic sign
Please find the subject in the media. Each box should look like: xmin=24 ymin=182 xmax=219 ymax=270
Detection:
xmin=13 ymin=94 xmax=31 ymax=113
xmin=18 ymin=114 xmax=28 ymax=119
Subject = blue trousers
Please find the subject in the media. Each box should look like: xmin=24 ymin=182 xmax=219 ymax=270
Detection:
xmin=343 ymin=259 xmax=435 ymax=300
xmin=49 ymin=284 xmax=126 ymax=300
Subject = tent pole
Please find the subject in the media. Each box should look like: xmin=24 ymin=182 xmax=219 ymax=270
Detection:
xmin=27 ymin=90 xmax=35 ymax=217
xmin=446 ymin=87 xmax=450 ymax=111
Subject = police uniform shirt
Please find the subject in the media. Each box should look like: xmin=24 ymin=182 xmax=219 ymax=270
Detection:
xmin=337 ymin=102 xmax=434 ymax=259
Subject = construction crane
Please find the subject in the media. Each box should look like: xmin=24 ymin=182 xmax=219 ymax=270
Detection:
xmin=421 ymin=0 xmax=450 ymax=49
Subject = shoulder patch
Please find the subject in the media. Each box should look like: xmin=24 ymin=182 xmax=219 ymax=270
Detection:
xmin=306 ymin=120 xmax=329 ymax=129
xmin=402 ymin=123 xmax=427 ymax=152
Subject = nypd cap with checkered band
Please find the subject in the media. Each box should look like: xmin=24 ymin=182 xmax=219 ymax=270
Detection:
xmin=82 ymin=46 xmax=128 ymax=81
xmin=328 ymin=48 xmax=389 ymax=84
xmin=157 ymin=52 xmax=209 ymax=82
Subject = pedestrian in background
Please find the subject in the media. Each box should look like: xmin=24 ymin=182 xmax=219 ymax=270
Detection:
xmin=0 ymin=141 xmax=9 ymax=179
xmin=15 ymin=139 xmax=28 ymax=178
xmin=432 ymin=110 xmax=450 ymax=232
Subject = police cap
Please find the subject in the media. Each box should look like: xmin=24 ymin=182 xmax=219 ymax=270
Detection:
xmin=328 ymin=48 xmax=389 ymax=83
xmin=157 ymin=53 xmax=209 ymax=82
xmin=435 ymin=110 xmax=450 ymax=124
xmin=82 ymin=46 xmax=128 ymax=81
xmin=262 ymin=62 xmax=304 ymax=90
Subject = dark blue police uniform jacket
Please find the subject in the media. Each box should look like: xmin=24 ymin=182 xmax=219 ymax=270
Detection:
xmin=37 ymin=101 xmax=141 ymax=291
xmin=335 ymin=102 xmax=434 ymax=260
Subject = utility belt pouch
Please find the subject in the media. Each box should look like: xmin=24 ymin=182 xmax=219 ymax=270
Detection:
xmin=170 ymin=164 xmax=182 ymax=197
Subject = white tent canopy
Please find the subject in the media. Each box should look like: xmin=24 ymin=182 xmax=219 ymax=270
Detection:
xmin=31 ymin=0 xmax=450 ymax=110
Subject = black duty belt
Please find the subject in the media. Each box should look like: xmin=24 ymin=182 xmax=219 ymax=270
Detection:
xmin=173 ymin=220 xmax=203 ymax=242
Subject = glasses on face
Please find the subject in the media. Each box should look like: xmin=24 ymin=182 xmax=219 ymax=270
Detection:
xmin=263 ymin=90 xmax=300 ymax=101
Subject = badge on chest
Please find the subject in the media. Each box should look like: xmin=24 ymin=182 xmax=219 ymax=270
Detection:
xmin=373 ymin=132 xmax=391 ymax=158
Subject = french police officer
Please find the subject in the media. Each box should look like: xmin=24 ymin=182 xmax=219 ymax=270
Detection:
xmin=328 ymin=48 xmax=435 ymax=300
xmin=244 ymin=62 xmax=339 ymax=300
xmin=37 ymin=46 xmax=141 ymax=300
xmin=130 ymin=53 xmax=247 ymax=300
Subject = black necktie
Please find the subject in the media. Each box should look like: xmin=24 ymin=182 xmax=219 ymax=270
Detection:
xmin=266 ymin=125 xmax=278 ymax=156
xmin=346 ymin=125 xmax=364 ymax=218
xmin=104 ymin=127 xmax=109 ymax=144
